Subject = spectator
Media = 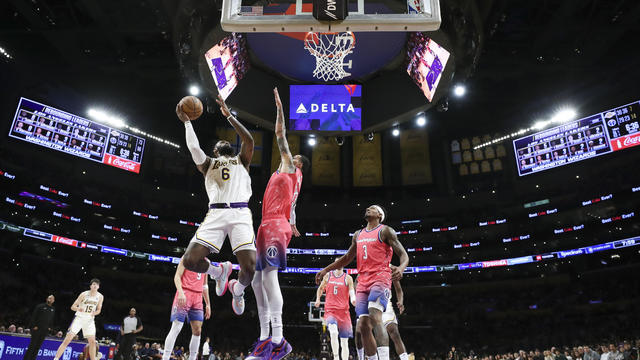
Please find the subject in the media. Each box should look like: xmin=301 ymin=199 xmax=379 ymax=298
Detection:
xmin=602 ymin=346 xmax=611 ymax=360
xmin=120 ymin=308 xmax=144 ymax=360
xmin=24 ymin=295 xmax=56 ymax=360
xmin=56 ymin=331 xmax=64 ymax=338
xmin=138 ymin=343 xmax=152 ymax=360
xmin=0 ymin=326 xmax=5 ymax=332
xmin=584 ymin=346 xmax=600 ymax=360
xmin=609 ymin=345 xmax=623 ymax=360
xmin=203 ymin=337 xmax=212 ymax=360
xmin=8 ymin=324 xmax=17 ymax=333
xmin=17 ymin=327 xmax=24 ymax=334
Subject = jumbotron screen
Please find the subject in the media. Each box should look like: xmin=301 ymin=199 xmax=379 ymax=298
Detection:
xmin=289 ymin=85 xmax=362 ymax=131
xmin=9 ymin=97 xmax=145 ymax=173
xmin=513 ymin=100 xmax=640 ymax=176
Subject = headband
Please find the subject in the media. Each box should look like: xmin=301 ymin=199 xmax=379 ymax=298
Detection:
xmin=371 ymin=205 xmax=385 ymax=223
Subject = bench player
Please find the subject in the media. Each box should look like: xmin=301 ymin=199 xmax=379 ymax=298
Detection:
xmin=53 ymin=279 xmax=104 ymax=360
xmin=177 ymin=94 xmax=256 ymax=315
xmin=316 ymin=206 xmax=409 ymax=360
xmin=315 ymin=261 xmax=356 ymax=360
xmin=162 ymin=257 xmax=211 ymax=360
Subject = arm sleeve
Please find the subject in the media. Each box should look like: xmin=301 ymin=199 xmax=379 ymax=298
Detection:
xmin=184 ymin=121 xmax=207 ymax=165
xmin=289 ymin=201 xmax=297 ymax=225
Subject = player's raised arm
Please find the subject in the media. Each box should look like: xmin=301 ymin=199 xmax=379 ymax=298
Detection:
xmin=70 ymin=292 xmax=86 ymax=312
xmin=314 ymin=273 xmax=330 ymax=307
xmin=382 ymin=226 xmax=409 ymax=281
xmin=174 ymin=259 xmax=187 ymax=308
xmin=215 ymin=94 xmax=254 ymax=169
xmin=274 ymin=88 xmax=295 ymax=173
xmin=203 ymin=280 xmax=211 ymax=320
xmin=315 ymin=233 xmax=358 ymax=284
xmin=177 ymin=104 xmax=210 ymax=175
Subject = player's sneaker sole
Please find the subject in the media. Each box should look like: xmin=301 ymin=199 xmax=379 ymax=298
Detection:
xmin=214 ymin=261 xmax=232 ymax=296
xmin=269 ymin=339 xmax=292 ymax=360
xmin=229 ymin=279 xmax=245 ymax=315
xmin=245 ymin=337 xmax=272 ymax=360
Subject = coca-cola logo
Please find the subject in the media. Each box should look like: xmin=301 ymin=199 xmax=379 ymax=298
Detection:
xmin=623 ymin=134 xmax=640 ymax=146
xmin=112 ymin=157 xmax=136 ymax=170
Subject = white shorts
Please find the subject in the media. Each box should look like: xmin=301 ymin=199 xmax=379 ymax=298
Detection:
xmin=382 ymin=302 xmax=397 ymax=326
xmin=68 ymin=315 xmax=96 ymax=337
xmin=190 ymin=208 xmax=256 ymax=254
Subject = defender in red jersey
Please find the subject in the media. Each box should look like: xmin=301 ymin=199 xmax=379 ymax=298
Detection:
xmin=316 ymin=206 xmax=408 ymax=360
xmin=161 ymin=258 xmax=211 ymax=360
xmin=247 ymin=88 xmax=310 ymax=360
xmin=314 ymin=263 xmax=356 ymax=360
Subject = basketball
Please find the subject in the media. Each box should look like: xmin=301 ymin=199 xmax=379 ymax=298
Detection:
xmin=179 ymin=96 xmax=203 ymax=120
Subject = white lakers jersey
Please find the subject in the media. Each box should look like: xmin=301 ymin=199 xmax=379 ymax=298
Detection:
xmin=204 ymin=155 xmax=252 ymax=204
xmin=76 ymin=291 xmax=100 ymax=317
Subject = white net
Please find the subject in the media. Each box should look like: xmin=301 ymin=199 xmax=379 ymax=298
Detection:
xmin=304 ymin=32 xmax=356 ymax=81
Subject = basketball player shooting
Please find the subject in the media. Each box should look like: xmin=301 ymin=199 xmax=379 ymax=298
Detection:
xmin=177 ymin=94 xmax=256 ymax=316
xmin=53 ymin=279 xmax=104 ymax=360
xmin=316 ymin=206 xmax=409 ymax=360
xmin=162 ymin=257 xmax=211 ymax=360
xmin=245 ymin=88 xmax=309 ymax=360
xmin=314 ymin=260 xmax=356 ymax=360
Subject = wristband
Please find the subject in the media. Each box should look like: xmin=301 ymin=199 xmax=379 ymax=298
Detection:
xmin=226 ymin=114 xmax=235 ymax=120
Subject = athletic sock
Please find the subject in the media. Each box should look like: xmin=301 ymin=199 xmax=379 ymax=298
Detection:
xmin=399 ymin=353 xmax=409 ymax=360
xmin=232 ymin=279 xmax=247 ymax=296
xmin=377 ymin=347 xmax=390 ymax=360
xmin=188 ymin=335 xmax=200 ymax=360
xmin=162 ymin=320 xmax=184 ymax=360
xmin=366 ymin=354 xmax=379 ymax=360
xmin=271 ymin=313 xmax=283 ymax=344
xmin=357 ymin=348 xmax=365 ymax=360
xmin=340 ymin=338 xmax=349 ymax=360
xmin=206 ymin=263 xmax=223 ymax=279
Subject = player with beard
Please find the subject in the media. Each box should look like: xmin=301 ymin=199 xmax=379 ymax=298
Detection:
xmin=316 ymin=206 xmax=408 ymax=360
xmin=245 ymin=88 xmax=308 ymax=360
xmin=177 ymin=94 xmax=256 ymax=315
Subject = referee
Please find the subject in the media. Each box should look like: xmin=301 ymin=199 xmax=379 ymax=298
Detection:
xmin=119 ymin=308 xmax=143 ymax=360
xmin=24 ymin=295 xmax=56 ymax=360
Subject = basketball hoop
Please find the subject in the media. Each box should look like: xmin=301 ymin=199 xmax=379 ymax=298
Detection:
xmin=304 ymin=32 xmax=356 ymax=81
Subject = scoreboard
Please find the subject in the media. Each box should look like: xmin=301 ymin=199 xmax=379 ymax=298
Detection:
xmin=513 ymin=100 xmax=640 ymax=176
xmin=9 ymin=98 xmax=145 ymax=173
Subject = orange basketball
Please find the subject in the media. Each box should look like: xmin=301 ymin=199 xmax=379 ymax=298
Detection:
xmin=179 ymin=96 xmax=203 ymax=120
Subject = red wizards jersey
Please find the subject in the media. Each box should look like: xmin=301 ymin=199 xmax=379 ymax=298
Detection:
xmin=324 ymin=271 xmax=349 ymax=311
xmin=181 ymin=269 xmax=207 ymax=293
xmin=356 ymin=224 xmax=393 ymax=277
xmin=262 ymin=168 xmax=302 ymax=219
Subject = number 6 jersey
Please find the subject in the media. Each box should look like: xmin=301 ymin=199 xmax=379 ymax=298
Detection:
xmin=205 ymin=155 xmax=252 ymax=204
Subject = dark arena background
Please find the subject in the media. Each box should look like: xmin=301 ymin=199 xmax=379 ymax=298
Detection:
xmin=1 ymin=1 xmax=640 ymax=360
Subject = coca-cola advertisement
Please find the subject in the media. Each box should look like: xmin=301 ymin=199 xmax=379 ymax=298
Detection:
xmin=103 ymin=153 xmax=141 ymax=173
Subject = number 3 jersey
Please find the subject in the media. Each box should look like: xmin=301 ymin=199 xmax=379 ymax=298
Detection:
xmin=356 ymin=224 xmax=393 ymax=289
xmin=204 ymin=155 xmax=252 ymax=204
xmin=75 ymin=291 xmax=100 ymax=318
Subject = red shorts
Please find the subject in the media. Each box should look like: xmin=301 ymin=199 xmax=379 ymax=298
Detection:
xmin=324 ymin=309 xmax=353 ymax=338
xmin=170 ymin=289 xmax=204 ymax=322
xmin=256 ymin=217 xmax=292 ymax=271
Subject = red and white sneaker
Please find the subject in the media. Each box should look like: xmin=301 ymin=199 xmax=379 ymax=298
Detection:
xmin=229 ymin=279 xmax=245 ymax=315
xmin=213 ymin=261 xmax=232 ymax=296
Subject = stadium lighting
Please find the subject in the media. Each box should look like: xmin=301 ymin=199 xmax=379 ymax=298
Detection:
xmin=453 ymin=85 xmax=466 ymax=97
xmin=189 ymin=85 xmax=200 ymax=96
xmin=392 ymin=128 xmax=400 ymax=137
xmin=416 ymin=115 xmax=426 ymax=127
xmin=0 ymin=46 xmax=12 ymax=60
xmin=307 ymin=137 xmax=317 ymax=146
xmin=87 ymin=109 xmax=126 ymax=128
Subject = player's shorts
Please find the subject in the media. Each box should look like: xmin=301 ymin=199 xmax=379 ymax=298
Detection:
xmin=190 ymin=207 xmax=256 ymax=254
xmin=170 ymin=289 xmax=204 ymax=323
xmin=382 ymin=301 xmax=398 ymax=326
xmin=256 ymin=217 xmax=292 ymax=271
xmin=355 ymin=273 xmax=391 ymax=318
xmin=324 ymin=309 xmax=353 ymax=338
xmin=68 ymin=315 xmax=96 ymax=337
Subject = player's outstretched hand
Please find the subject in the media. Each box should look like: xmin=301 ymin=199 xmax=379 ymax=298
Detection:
xmin=397 ymin=301 xmax=405 ymax=315
xmin=291 ymin=224 xmax=301 ymax=237
xmin=176 ymin=103 xmax=190 ymax=123
xmin=391 ymin=265 xmax=404 ymax=281
xmin=205 ymin=305 xmax=211 ymax=320
xmin=274 ymin=87 xmax=283 ymax=110
xmin=215 ymin=94 xmax=232 ymax=118
xmin=315 ymin=269 xmax=327 ymax=285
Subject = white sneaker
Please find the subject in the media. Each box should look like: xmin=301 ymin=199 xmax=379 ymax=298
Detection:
xmin=229 ymin=279 xmax=245 ymax=315
xmin=213 ymin=261 xmax=232 ymax=296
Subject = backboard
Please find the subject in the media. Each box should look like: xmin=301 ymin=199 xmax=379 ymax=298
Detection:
xmin=221 ymin=0 xmax=441 ymax=32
